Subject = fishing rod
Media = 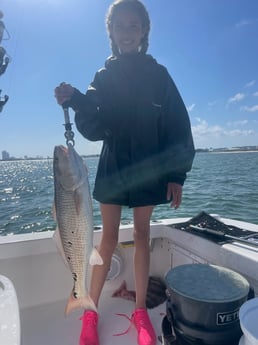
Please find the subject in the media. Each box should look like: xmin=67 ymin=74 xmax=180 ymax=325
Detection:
xmin=189 ymin=224 xmax=258 ymax=249
xmin=0 ymin=47 xmax=10 ymax=77
xmin=0 ymin=11 xmax=11 ymax=113
xmin=0 ymin=11 xmax=11 ymax=44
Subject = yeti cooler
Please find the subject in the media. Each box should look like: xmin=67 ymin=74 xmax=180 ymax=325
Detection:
xmin=165 ymin=264 xmax=250 ymax=345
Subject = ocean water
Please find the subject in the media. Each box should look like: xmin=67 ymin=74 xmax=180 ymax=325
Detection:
xmin=0 ymin=152 xmax=258 ymax=236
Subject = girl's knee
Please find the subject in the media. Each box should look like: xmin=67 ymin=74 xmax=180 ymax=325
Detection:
xmin=133 ymin=225 xmax=150 ymax=243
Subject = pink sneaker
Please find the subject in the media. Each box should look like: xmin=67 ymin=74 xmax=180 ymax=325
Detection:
xmin=79 ymin=310 xmax=99 ymax=345
xmin=132 ymin=308 xmax=156 ymax=345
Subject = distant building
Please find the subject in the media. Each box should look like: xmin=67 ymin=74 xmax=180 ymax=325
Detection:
xmin=2 ymin=150 xmax=10 ymax=160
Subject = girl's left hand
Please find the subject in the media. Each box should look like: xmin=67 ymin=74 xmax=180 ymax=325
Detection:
xmin=167 ymin=183 xmax=182 ymax=209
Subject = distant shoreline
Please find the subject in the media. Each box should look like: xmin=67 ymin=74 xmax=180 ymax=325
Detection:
xmin=0 ymin=154 xmax=100 ymax=162
xmin=195 ymin=146 xmax=258 ymax=154
xmin=1 ymin=149 xmax=258 ymax=161
xmin=209 ymin=150 xmax=258 ymax=154
xmin=196 ymin=149 xmax=258 ymax=154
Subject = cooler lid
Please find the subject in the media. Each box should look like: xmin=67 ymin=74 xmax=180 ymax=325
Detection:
xmin=165 ymin=264 xmax=249 ymax=303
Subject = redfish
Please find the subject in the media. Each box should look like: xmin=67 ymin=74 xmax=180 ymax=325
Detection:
xmin=53 ymin=144 xmax=102 ymax=315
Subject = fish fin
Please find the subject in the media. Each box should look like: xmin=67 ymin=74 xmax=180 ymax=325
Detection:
xmin=53 ymin=227 xmax=69 ymax=269
xmin=65 ymin=293 xmax=97 ymax=316
xmin=111 ymin=281 xmax=136 ymax=301
xmin=112 ymin=280 xmax=127 ymax=297
xmin=89 ymin=248 xmax=103 ymax=266
xmin=123 ymin=290 xmax=136 ymax=301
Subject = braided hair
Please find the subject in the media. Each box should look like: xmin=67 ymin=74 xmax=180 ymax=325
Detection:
xmin=106 ymin=0 xmax=151 ymax=57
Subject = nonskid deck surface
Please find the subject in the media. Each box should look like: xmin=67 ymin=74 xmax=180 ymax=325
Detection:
xmin=20 ymin=289 xmax=166 ymax=345
xmin=173 ymin=211 xmax=258 ymax=245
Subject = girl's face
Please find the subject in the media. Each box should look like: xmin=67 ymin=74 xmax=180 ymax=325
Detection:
xmin=110 ymin=9 xmax=145 ymax=54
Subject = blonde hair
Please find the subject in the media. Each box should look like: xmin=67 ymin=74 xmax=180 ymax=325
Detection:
xmin=106 ymin=0 xmax=151 ymax=56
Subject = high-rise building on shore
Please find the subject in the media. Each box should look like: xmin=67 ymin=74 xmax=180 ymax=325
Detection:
xmin=2 ymin=150 xmax=10 ymax=160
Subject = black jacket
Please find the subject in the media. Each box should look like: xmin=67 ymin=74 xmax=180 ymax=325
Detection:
xmin=70 ymin=53 xmax=195 ymax=206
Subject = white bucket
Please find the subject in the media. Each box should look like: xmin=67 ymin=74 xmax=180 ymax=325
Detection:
xmin=239 ymin=297 xmax=258 ymax=345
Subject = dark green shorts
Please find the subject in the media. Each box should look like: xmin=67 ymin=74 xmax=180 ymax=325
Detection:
xmin=93 ymin=174 xmax=169 ymax=208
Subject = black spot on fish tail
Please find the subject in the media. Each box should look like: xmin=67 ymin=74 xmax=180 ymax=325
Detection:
xmin=67 ymin=241 xmax=72 ymax=247
xmin=72 ymin=273 xmax=77 ymax=281
xmin=73 ymin=291 xmax=78 ymax=299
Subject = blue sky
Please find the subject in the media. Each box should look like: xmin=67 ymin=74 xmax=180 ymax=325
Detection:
xmin=0 ymin=0 xmax=258 ymax=158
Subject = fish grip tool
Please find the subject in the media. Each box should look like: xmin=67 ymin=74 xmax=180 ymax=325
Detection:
xmin=62 ymin=102 xmax=75 ymax=146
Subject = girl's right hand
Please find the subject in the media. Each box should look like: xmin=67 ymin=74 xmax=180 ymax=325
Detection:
xmin=54 ymin=82 xmax=75 ymax=106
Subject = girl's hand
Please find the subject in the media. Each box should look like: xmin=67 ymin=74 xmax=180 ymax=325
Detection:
xmin=54 ymin=82 xmax=75 ymax=106
xmin=167 ymin=182 xmax=182 ymax=209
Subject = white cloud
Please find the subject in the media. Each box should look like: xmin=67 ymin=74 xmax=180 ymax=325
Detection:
xmin=228 ymin=93 xmax=245 ymax=104
xmin=192 ymin=118 xmax=255 ymax=148
xmin=253 ymin=92 xmax=258 ymax=97
xmin=245 ymin=80 xmax=256 ymax=88
xmin=192 ymin=118 xmax=225 ymax=139
xmin=187 ymin=103 xmax=196 ymax=112
xmin=226 ymin=129 xmax=254 ymax=136
xmin=227 ymin=120 xmax=248 ymax=126
xmin=241 ymin=105 xmax=258 ymax=112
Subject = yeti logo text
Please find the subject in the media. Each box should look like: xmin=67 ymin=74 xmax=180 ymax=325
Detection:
xmin=217 ymin=309 xmax=239 ymax=325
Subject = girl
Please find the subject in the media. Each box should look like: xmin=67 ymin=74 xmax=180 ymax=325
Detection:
xmin=55 ymin=1 xmax=195 ymax=344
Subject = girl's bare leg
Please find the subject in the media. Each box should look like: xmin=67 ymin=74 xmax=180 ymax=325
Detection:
xmin=133 ymin=206 xmax=154 ymax=309
xmin=89 ymin=203 xmax=121 ymax=308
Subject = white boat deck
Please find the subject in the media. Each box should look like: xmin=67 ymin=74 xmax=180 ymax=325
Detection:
xmin=1 ymin=216 xmax=258 ymax=345
xmin=20 ymin=289 xmax=165 ymax=345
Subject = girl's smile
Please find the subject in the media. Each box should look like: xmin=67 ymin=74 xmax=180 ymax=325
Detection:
xmin=110 ymin=9 xmax=145 ymax=54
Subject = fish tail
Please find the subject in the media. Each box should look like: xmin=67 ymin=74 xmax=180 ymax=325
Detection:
xmin=65 ymin=293 xmax=97 ymax=316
